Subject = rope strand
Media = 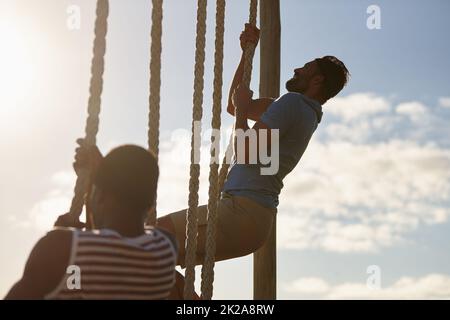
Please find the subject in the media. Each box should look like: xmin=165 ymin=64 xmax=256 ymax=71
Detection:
xmin=217 ymin=0 xmax=258 ymax=194
xmin=69 ymin=0 xmax=109 ymax=221
xmin=200 ymin=0 xmax=226 ymax=300
xmin=184 ymin=0 xmax=208 ymax=300
xmin=147 ymin=0 xmax=163 ymax=226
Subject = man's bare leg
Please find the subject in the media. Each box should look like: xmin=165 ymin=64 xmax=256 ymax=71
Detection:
xmin=157 ymin=215 xmax=210 ymax=266
xmin=157 ymin=211 xmax=260 ymax=267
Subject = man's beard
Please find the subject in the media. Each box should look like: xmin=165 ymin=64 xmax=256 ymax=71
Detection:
xmin=285 ymin=77 xmax=304 ymax=93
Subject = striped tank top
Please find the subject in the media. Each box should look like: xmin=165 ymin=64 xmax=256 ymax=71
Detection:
xmin=45 ymin=228 xmax=177 ymax=300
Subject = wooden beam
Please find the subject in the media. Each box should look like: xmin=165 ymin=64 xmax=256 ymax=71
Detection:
xmin=254 ymin=0 xmax=280 ymax=300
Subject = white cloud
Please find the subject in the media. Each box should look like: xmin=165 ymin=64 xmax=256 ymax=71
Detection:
xmin=322 ymin=94 xmax=449 ymax=147
xmin=396 ymin=101 xmax=427 ymax=122
xmin=51 ymin=171 xmax=76 ymax=188
xmin=277 ymin=93 xmax=450 ymax=253
xmin=29 ymin=195 xmax=73 ymax=231
xmin=439 ymin=97 xmax=450 ymax=108
xmin=26 ymin=171 xmax=77 ymax=231
xmin=278 ymin=141 xmax=450 ymax=252
xmin=278 ymin=138 xmax=450 ymax=253
xmin=396 ymin=101 xmax=427 ymax=115
xmin=326 ymin=93 xmax=391 ymax=122
xmin=284 ymin=277 xmax=330 ymax=294
xmin=283 ymin=274 xmax=450 ymax=299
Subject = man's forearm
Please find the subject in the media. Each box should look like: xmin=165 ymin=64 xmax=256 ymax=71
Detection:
xmin=227 ymin=53 xmax=246 ymax=113
xmin=234 ymin=109 xmax=249 ymax=130
xmin=227 ymin=54 xmax=275 ymax=120
xmin=233 ymin=107 xmax=250 ymax=163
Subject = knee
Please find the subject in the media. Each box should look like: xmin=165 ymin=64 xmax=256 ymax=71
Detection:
xmin=249 ymin=232 xmax=268 ymax=253
xmin=157 ymin=216 xmax=176 ymax=234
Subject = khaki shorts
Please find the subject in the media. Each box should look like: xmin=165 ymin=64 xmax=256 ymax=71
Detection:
xmin=168 ymin=194 xmax=277 ymax=265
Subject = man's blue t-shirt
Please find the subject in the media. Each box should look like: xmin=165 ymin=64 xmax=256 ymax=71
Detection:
xmin=222 ymin=92 xmax=323 ymax=208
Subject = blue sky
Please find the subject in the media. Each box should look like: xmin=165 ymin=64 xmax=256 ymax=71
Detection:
xmin=0 ymin=0 xmax=449 ymax=299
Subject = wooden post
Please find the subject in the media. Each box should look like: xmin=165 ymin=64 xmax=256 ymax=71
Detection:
xmin=254 ymin=0 xmax=280 ymax=300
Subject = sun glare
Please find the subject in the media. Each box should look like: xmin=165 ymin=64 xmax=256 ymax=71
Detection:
xmin=0 ymin=19 xmax=35 ymax=118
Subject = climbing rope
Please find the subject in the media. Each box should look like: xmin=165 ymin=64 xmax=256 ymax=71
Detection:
xmin=184 ymin=0 xmax=208 ymax=300
xmin=68 ymin=0 xmax=109 ymax=223
xmin=217 ymin=0 xmax=257 ymax=193
xmin=196 ymin=0 xmax=258 ymax=300
xmin=242 ymin=0 xmax=258 ymax=87
xmin=147 ymin=0 xmax=163 ymax=226
xmin=200 ymin=0 xmax=226 ymax=300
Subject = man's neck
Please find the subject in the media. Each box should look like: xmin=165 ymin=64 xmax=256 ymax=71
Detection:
xmin=305 ymin=94 xmax=325 ymax=105
xmin=300 ymin=89 xmax=326 ymax=105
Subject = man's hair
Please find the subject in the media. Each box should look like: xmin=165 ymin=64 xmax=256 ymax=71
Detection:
xmin=93 ymin=145 xmax=159 ymax=213
xmin=315 ymin=56 xmax=350 ymax=101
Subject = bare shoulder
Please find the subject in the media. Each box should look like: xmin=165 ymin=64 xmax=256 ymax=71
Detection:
xmin=27 ymin=228 xmax=74 ymax=281
xmin=34 ymin=228 xmax=74 ymax=260
xmin=5 ymin=228 xmax=74 ymax=299
xmin=44 ymin=227 xmax=74 ymax=245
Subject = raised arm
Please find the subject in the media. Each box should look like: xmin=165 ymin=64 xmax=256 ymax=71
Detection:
xmin=227 ymin=24 xmax=275 ymax=122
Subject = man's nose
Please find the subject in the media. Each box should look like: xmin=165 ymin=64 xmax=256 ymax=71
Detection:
xmin=294 ymin=68 xmax=301 ymax=74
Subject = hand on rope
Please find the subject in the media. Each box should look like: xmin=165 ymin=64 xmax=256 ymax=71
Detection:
xmin=55 ymin=139 xmax=103 ymax=228
xmin=72 ymin=138 xmax=103 ymax=177
xmin=240 ymin=23 xmax=260 ymax=52
xmin=54 ymin=212 xmax=86 ymax=229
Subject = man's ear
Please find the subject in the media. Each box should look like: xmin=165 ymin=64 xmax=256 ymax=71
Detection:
xmin=311 ymin=74 xmax=325 ymax=87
